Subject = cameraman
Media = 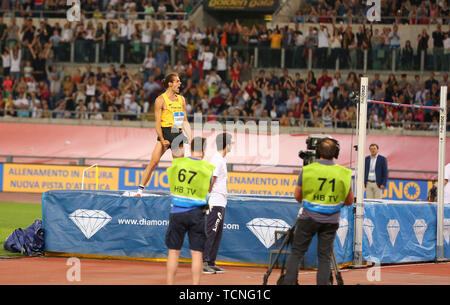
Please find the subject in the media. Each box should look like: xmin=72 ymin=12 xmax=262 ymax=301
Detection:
xmin=283 ymin=138 xmax=354 ymax=285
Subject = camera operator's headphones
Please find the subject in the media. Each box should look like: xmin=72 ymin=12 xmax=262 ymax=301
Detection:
xmin=315 ymin=137 xmax=340 ymax=159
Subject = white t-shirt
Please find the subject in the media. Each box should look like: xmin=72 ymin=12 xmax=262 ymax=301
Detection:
xmin=192 ymin=31 xmax=205 ymax=43
xmin=201 ymin=51 xmax=214 ymax=71
xmin=141 ymin=28 xmax=152 ymax=43
xmin=209 ymin=151 xmax=228 ymax=207
xmin=2 ymin=53 xmax=10 ymax=68
xmin=61 ymin=28 xmax=73 ymax=41
xmin=10 ymin=50 xmax=21 ymax=73
xmin=444 ymin=163 xmax=450 ymax=203
xmin=14 ymin=97 xmax=30 ymax=108
xmin=143 ymin=56 xmax=156 ymax=69
xmin=177 ymin=31 xmax=190 ymax=47
xmin=162 ymin=28 xmax=176 ymax=46
xmin=216 ymin=57 xmax=227 ymax=71
xmin=86 ymin=84 xmax=96 ymax=96
xmin=318 ymin=29 xmax=329 ymax=48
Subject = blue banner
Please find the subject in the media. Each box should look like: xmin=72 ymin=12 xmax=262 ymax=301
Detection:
xmin=42 ymin=190 xmax=450 ymax=266
xmin=362 ymin=203 xmax=437 ymax=263
xmin=378 ymin=179 xmax=431 ymax=201
xmin=118 ymin=168 xmax=168 ymax=191
xmin=445 ymin=207 xmax=450 ymax=259
xmin=362 ymin=202 xmax=450 ymax=262
xmin=42 ymin=191 xmax=354 ymax=267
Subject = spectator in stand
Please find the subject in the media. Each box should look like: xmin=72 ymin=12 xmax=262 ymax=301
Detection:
xmin=14 ymin=92 xmax=30 ymax=117
xmin=317 ymin=69 xmax=332 ymax=91
xmin=328 ymin=25 xmax=342 ymax=69
xmin=417 ymin=28 xmax=430 ymax=63
xmin=317 ymin=25 xmax=329 ymax=69
xmin=388 ymin=25 xmax=401 ymax=69
xmin=162 ymin=21 xmax=176 ymax=54
xmin=205 ymin=69 xmax=221 ymax=88
xmin=432 ymin=24 xmax=445 ymax=71
xmin=1 ymin=47 xmax=10 ymax=76
xmin=214 ymin=47 xmax=228 ymax=81
xmin=321 ymin=102 xmax=333 ymax=128
xmin=155 ymin=44 xmax=169 ymax=75
xmin=401 ymin=40 xmax=414 ymax=70
xmin=444 ymin=32 xmax=450 ymax=72
xmin=10 ymin=44 xmax=22 ymax=81
xmin=304 ymin=26 xmax=317 ymax=67
xmin=200 ymin=44 xmax=214 ymax=76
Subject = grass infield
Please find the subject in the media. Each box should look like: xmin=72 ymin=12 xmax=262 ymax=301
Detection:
xmin=0 ymin=202 xmax=42 ymax=257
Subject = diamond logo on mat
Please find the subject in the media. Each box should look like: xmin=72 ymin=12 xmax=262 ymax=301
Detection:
xmin=363 ymin=218 xmax=375 ymax=246
xmin=246 ymin=218 xmax=290 ymax=248
xmin=413 ymin=219 xmax=427 ymax=246
xmin=444 ymin=219 xmax=450 ymax=244
xmin=69 ymin=209 xmax=112 ymax=239
xmin=336 ymin=217 xmax=348 ymax=247
xmin=387 ymin=219 xmax=400 ymax=247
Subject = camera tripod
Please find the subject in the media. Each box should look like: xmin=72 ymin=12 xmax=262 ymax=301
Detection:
xmin=262 ymin=217 xmax=344 ymax=285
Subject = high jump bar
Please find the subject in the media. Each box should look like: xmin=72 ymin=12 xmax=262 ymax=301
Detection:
xmin=368 ymin=99 xmax=444 ymax=111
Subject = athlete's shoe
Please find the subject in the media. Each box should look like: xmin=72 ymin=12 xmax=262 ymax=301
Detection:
xmin=202 ymin=262 xmax=216 ymax=274
xmin=210 ymin=265 xmax=226 ymax=274
xmin=134 ymin=185 xmax=144 ymax=197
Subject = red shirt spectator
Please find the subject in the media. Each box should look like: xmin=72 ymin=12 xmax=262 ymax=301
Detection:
xmin=2 ymin=77 xmax=13 ymax=91
xmin=230 ymin=62 xmax=241 ymax=81
xmin=317 ymin=70 xmax=332 ymax=91
xmin=39 ymin=83 xmax=51 ymax=100
xmin=244 ymin=81 xmax=255 ymax=97
xmin=210 ymin=92 xmax=224 ymax=109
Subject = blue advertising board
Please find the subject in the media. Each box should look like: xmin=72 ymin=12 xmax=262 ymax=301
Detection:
xmin=362 ymin=202 xmax=437 ymax=263
xmin=42 ymin=190 xmax=354 ymax=267
xmin=42 ymin=191 xmax=450 ymax=267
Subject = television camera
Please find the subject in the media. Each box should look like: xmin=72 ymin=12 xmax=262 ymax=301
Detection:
xmin=298 ymin=134 xmax=333 ymax=166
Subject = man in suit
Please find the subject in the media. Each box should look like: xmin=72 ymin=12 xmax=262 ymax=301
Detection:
xmin=364 ymin=143 xmax=388 ymax=199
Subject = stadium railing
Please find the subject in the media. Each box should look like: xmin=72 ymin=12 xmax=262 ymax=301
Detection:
xmin=47 ymin=41 xmax=449 ymax=74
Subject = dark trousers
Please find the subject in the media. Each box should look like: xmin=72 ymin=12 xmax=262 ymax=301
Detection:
xmin=203 ymin=206 xmax=225 ymax=265
xmin=283 ymin=217 xmax=339 ymax=285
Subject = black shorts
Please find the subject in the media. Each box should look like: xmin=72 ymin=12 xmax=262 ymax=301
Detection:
xmin=165 ymin=208 xmax=206 ymax=252
xmin=158 ymin=127 xmax=188 ymax=150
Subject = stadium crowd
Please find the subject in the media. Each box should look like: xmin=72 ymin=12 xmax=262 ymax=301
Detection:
xmin=0 ymin=0 xmax=448 ymax=131
xmin=2 ymin=0 xmax=200 ymax=20
xmin=295 ymin=0 xmax=449 ymax=25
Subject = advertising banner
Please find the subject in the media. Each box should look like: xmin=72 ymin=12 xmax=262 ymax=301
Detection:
xmin=42 ymin=190 xmax=450 ymax=265
xmin=118 ymin=168 xmax=169 ymax=191
xmin=204 ymin=0 xmax=279 ymax=12
xmin=363 ymin=202 xmax=450 ymax=262
xmin=42 ymin=191 xmax=353 ymax=267
xmin=1 ymin=163 xmax=435 ymax=202
xmin=2 ymin=164 xmax=118 ymax=192
xmin=362 ymin=202 xmax=437 ymax=263
xmin=117 ymin=167 xmax=433 ymax=201
xmin=445 ymin=208 xmax=450 ymax=259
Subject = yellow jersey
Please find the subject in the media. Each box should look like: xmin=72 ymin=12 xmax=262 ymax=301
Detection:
xmin=160 ymin=93 xmax=184 ymax=128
